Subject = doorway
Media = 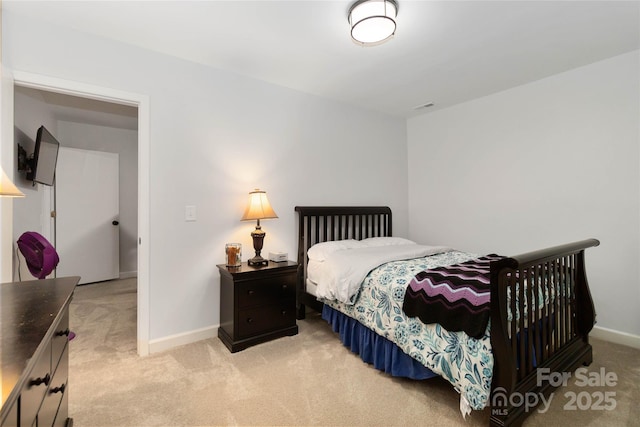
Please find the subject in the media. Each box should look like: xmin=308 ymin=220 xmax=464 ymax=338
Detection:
xmin=12 ymin=71 xmax=151 ymax=356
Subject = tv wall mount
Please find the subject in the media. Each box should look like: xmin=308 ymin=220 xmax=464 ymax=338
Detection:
xmin=17 ymin=143 xmax=36 ymax=185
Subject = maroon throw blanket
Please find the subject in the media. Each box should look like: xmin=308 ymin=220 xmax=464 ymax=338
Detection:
xmin=402 ymin=254 xmax=504 ymax=339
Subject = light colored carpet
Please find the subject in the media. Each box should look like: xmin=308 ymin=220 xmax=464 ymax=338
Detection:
xmin=68 ymin=279 xmax=639 ymax=426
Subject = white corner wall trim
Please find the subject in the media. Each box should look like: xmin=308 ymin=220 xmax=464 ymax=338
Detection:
xmin=12 ymin=71 xmax=141 ymax=107
xmin=148 ymin=325 xmax=219 ymax=355
xmin=591 ymin=325 xmax=640 ymax=350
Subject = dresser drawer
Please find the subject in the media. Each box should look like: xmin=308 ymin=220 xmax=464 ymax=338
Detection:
xmin=51 ymin=309 xmax=70 ymax=371
xmin=236 ymin=275 xmax=295 ymax=309
xmin=237 ymin=304 xmax=296 ymax=338
xmin=38 ymin=344 xmax=68 ymax=427
xmin=1 ymin=399 xmax=18 ymax=427
xmin=20 ymin=341 xmax=51 ymax=427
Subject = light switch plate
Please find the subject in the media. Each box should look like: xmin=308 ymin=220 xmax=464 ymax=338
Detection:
xmin=185 ymin=205 xmax=197 ymax=222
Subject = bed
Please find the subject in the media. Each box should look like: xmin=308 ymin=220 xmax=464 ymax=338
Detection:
xmin=294 ymin=206 xmax=599 ymax=427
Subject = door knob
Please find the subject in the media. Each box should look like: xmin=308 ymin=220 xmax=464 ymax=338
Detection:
xmin=112 ymin=220 xmax=119 ymax=226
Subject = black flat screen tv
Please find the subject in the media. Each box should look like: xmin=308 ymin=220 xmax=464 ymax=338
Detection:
xmin=27 ymin=126 xmax=60 ymax=186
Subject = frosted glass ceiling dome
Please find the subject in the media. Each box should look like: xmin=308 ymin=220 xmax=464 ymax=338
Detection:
xmin=348 ymin=0 xmax=398 ymax=46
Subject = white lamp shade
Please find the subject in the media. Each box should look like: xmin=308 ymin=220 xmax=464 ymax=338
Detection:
xmin=241 ymin=189 xmax=278 ymax=221
xmin=0 ymin=167 xmax=25 ymax=197
xmin=349 ymin=0 xmax=398 ymax=45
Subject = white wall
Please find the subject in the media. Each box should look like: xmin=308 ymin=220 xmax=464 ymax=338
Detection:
xmin=0 ymin=6 xmax=13 ymax=282
xmin=57 ymin=121 xmax=138 ymax=277
xmin=407 ymin=51 xmax=640 ymax=337
xmin=2 ymin=11 xmax=409 ymax=342
xmin=12 ymin=88 xmax=58 ymax=279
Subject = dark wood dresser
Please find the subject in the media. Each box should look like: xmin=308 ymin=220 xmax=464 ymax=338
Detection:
xmin=0 ymin=276 xmax=79 ymax=427
xmin=217 ymin=261 xmax=298 ymax=352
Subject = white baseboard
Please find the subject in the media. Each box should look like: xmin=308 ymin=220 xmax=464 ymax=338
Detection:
xmin=119 ymin=271 xmax=137 ymax=280
xmin=147 ymin=324 xmax=218 ymax=354
xmin=591 ymin=325 xmax=640 ymax=350
xmin=142 ymin=324 xmax=639 ymax=355
xmin=137 ymin=339 xmax=150 ymax=357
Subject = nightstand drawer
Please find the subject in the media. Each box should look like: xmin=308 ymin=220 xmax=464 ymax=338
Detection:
xmin=238 ymin=304 xmax=296 ymax=338
xmin=237 ymin=276 xmax=295 ymax=309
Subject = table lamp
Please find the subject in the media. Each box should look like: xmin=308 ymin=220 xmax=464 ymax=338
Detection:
xmin=0 ymin=166 xmax=25 ymax=197
xmin=241 ymin=189 xmax=278 ymax=266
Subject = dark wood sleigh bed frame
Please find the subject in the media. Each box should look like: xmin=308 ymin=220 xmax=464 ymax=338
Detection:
xmin=295 ymin=206 xmax=599 ymax=427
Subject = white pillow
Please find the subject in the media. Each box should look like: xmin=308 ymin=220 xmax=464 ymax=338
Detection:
xmin=307 ymin=239 xmax=365 ymax=262
xmin=361 ymin=237 xmax=416 ymax=247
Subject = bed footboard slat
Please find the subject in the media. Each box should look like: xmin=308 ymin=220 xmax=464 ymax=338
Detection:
xmin=526 ymin=267 xmax=534 ymax=374
xmin=517 ymin=269 xmax=526 ymax=380
xmin=551 ymin=260 xmax=557 ymax=350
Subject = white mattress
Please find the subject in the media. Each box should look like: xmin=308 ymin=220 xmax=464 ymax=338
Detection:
xmin=307 ymin=244 xmax=450 ymax=304
xmin=305 ymin=278 xmax=318 ymax=296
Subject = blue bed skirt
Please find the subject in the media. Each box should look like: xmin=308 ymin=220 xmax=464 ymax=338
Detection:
xmin=321 ymin=305 xmax=438 ymax=380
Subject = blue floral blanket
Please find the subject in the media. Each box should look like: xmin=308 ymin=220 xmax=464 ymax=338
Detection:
xmin=322 ymin=250 xmax=493 ymax=411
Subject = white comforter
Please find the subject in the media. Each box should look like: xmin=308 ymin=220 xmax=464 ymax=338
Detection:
xmin=309 ymin=244 xmax=450 ymax=304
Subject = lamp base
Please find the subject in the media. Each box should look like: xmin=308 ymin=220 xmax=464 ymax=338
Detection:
xmin=249 ymin=225 xmax=269 ymax=267
xmin=247 ymin=255 xmax=268 ymax=267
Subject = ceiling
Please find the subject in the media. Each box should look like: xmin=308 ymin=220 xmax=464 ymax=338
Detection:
xmin=16 ymin=86 xmax=139 ymax=131
xmin=5 ymin=1 xmax=640 ymax=120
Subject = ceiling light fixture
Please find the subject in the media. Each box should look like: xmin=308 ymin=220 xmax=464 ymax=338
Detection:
xmin=348 ymin=0 xmax=398 ymax=46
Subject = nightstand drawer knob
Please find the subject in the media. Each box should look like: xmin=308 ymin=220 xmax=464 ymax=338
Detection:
xmin=246 ymin=317 xmax=254 ymax=324
xmin=247 ymin=290 xmax=255 ymax=296
xmin=281 ymin=310 xmax=287 ymax=316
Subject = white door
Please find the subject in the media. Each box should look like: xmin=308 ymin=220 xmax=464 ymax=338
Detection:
xmin=55 ymin=147 xmax=119 ymax=284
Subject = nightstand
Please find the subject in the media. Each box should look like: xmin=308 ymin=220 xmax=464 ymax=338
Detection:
xmin=217 ymin=260 xmax=298 ymax=352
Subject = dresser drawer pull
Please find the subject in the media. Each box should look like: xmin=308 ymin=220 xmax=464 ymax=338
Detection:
xmin=246 ymin=317 xmax=253 ymax=324
xmin=56 ymin=328 xmax=71 ymax=337
xmin=247 ymin=290 xmax=255 ymax=296
xmin=29 ymin=373 xmax=50 ymax=388
xmin=281 ymin=310 xmax=287 ymax=316
xmin=50 ymin=384 xmax=66 ymax=394
xmin=281 ymin=284 xmax=288 ymax=290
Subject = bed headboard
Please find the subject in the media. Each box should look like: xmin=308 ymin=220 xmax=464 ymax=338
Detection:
xmin=294 ymin=206 xmax=393 ymax=266
xmin=294 ymin=206 xmax=392 ymax=317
